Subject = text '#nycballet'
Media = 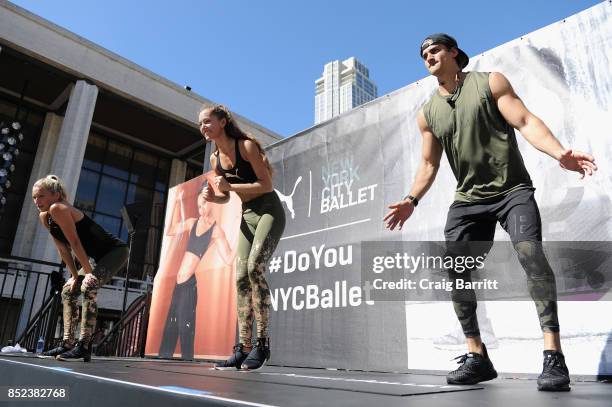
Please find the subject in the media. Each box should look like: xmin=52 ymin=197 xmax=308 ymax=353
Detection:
xmin=270 ymin=281 xmax=375 ymax=311
xmin=267 ymin=244 xmax=376 ymax=311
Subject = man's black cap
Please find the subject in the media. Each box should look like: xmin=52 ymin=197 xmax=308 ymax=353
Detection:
xmin=420 ymin=33 xmax=469 ymax=69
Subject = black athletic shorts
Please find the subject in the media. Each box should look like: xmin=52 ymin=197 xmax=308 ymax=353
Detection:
xmin=444 ymin=188 xmax=542 ymax=243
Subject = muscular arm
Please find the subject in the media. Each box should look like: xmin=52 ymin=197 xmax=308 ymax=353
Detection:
xmin=48 ymin=204 xmax=93 ymax=274
xmin=409 ymin=111 xmax=443 ymax=200
xmin=490 ymin=72 xmax=564 ymax=160
xmin=53 ymin=238 xmax=79 ymax=279
xmin=490 ymin=72 xmax=596 ymax=177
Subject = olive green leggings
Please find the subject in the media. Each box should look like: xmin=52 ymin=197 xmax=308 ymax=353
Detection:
xmin=236 ymin=192 xmax=286 ymax=345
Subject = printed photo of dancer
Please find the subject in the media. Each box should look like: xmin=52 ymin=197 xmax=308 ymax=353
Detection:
xmin=32 ymin=175 xmax=129 ymax=362
xmin=158 ymin=181 xmax=233 ymax=360
xmin=383 ymin=33 xmax=597 ymax=391
xmin=199 ymin=104 xmax=286 ymax=371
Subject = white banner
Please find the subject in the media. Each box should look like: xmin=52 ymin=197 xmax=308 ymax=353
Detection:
xmin=264 ymin=1 xmax=612 ymax=375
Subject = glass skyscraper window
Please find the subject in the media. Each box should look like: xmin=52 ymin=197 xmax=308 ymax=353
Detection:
xmin=315 ymin=57 xmax=377 ymax=124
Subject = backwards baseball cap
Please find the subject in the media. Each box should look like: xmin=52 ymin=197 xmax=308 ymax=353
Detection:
xmin=420 ymin=33 xmax=469 ymax=69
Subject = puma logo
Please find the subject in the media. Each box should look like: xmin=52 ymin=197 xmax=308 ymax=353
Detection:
xmin=224 ymin=170 xmax=245 ymax=181
xmin=275 ymin=176 xmax=302 ymax=219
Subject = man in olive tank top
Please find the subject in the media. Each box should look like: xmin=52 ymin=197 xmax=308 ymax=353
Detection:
xmin=384 ymin=34 xmax=597 ymax=391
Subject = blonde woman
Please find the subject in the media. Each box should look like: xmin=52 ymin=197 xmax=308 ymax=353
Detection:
xmin=33 ymin=175 xmax=129 ymax=362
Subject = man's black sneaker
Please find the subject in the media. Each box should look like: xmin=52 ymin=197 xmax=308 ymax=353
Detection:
xmin=447 ymin=343 xmax=498 ymax=385
xmin=56 ymin=340 xmax=91 ymax=362
xmin=214 ymin=343 xmax=249 ymax=370
xmin=537 ymin=350 xmax=571 ymax=391
xmin=241 ymin=337 xmax=270 ymax=371
xmin=37 ymin=342 xmax=72 ymax=359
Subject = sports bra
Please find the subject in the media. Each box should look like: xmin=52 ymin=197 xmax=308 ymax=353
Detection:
xmin=185 ymin=220 xmax=212 ymax=258
xmin=215 ymin=139 xmax=258 ymax=184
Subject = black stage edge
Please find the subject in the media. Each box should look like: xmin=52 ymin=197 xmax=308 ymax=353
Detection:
xmin=1 ymin=354 xmax=610 ymax=406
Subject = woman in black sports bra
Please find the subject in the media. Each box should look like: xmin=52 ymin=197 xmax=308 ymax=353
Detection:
xmin=158 ymin=180 xmax=232 ymax=360
xmin=32 ymin=175 xmax=129 ymax=362
xmin=199 ymin=105 xmax=286 ymax=371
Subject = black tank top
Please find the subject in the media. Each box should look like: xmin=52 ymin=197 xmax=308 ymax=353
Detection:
xmin=185 ymin=220 xmax=212 ymax=258
xmin=47 ymin=213 xmax=127 ymax=262
xmin=216 ymin=139 xmax=258 ymax=184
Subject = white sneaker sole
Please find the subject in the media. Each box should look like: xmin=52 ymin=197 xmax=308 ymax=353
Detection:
xmin=240 ymin=357 xmax=269 ymax=372
xmin=36 ymin=354 xmax=57 ymax=359
xmin=56 ymin=356 xmax=89 ymax=362
xmin=213 ymin=365 xmax=241 ymax=371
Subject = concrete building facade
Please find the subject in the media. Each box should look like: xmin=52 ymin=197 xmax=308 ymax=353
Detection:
xmin=0 ymin=0 xmax=281 ymax=338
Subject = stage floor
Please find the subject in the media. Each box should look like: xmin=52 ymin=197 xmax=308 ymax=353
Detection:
xmin=0 ymin=353 xmax=609 ymax=406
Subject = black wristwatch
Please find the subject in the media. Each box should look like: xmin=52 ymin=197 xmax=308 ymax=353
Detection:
xmin=403 ymin=194 xmax=419 ymax=207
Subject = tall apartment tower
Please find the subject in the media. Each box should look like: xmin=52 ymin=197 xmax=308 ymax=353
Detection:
xmin=314 ymin=57 xmax=378 ymax=124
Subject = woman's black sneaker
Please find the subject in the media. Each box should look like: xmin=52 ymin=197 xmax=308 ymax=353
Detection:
xmin=37 ymin=342 xmax=72 ymax=359
xmin=537 ymin=350 xmax=571 ymax=391
xmin=446 ymin=343 xmax=497 ymax=385
xmin=56 ymin=340 xmax=91 ymax=362
xmin=241 ymin=337 xmax=270 ymax=371
xmin=214 ymin=343 xmax=249 ymax=370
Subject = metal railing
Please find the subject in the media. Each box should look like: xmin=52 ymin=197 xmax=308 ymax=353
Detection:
xmin=15 ymin=290 xmax=62 ymax=352
xmin=94 ymin=291 xmax=151 ymax=358
xmin=0 ymin=256 xmax=64 ymax=348
xmin=2 ymin=255 xmax=153 ymax=357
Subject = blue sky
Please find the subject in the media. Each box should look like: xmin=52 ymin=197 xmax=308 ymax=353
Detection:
xmin=10 ymin=0 xmax=603 ymax=137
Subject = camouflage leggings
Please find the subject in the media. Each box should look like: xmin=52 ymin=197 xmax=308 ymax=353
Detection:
xmin=444 ymin=190 xmax=559 ymax=337
xmin=448 ymin=240 xmax=559 ymax=337
xmin=61 ymin=246 xmax=129 ymax=345
xmin=236 ymin=192 xmax=285 ymax=344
